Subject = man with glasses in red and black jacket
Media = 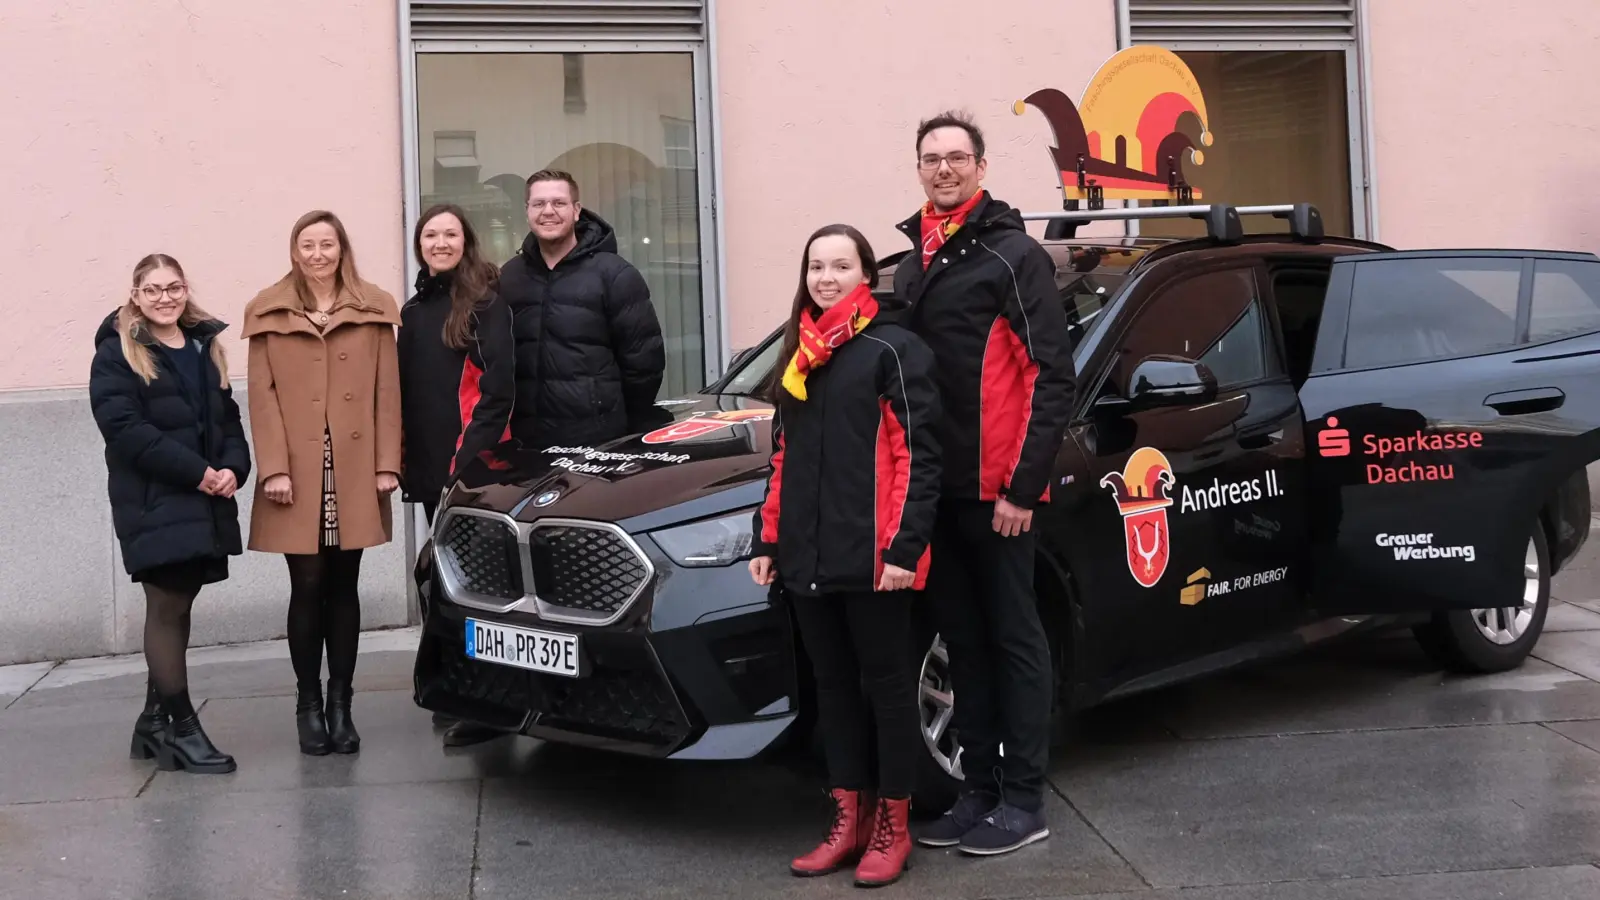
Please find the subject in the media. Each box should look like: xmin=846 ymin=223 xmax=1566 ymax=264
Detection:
xmin=892 ymin=110 xmax=1077 ymax=857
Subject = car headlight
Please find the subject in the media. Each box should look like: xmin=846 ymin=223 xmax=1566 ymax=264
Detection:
xmin=652 ymin=510 xmax=754 ymax=568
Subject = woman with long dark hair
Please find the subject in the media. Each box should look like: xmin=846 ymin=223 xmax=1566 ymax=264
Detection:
xmin=398 ymin=203 xmax=514 ymax=523
xmin=398 ymin=203 xmax=517 ymax=749
xmin=749 ymin=224 xmax=941 ymax=886
xmin=90 ymin=254 xmax=251 ymax=774
xmin=242 ymin=210 xmax=402 ymax=756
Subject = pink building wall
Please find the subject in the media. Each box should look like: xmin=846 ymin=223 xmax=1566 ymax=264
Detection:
xmin=1367 ymin=0 xmax=1599 ymax=255
xmin=0 ymin=0 xmax=404 ymax=392
xmin=713 ymin=0 xmax=1119 ymax=350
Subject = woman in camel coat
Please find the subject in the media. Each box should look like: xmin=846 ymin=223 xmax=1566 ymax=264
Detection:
xmin=242 ymin=209 xmax=401 ymax=758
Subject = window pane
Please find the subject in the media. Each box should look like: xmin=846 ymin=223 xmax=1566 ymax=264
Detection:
xmin=1140 ymin=51 xmax=1353 ymax=239
xmin=415 ymin=52 xmax=705 ymax=397
xmin=1199 ymin=302 xmax=1267 ymax=388
xmin=1530 ymin=259 xmax=1600 ymax=343
xmin=1116 ymin=267 xmax=1257 ymax=394
xmin=1345 ymin=258 xmax=1519 ymax=369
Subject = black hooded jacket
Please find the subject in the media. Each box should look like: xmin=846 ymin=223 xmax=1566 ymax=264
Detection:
xmin=497 ymin=210 xmax=666 ymax=448
xmin=88 ymin=311 xmax=252 ymax=575
xmin=397 ymin=269 xmax=516 ymax=506
xmin=892 ymin=191 xmax=1077 ymax=509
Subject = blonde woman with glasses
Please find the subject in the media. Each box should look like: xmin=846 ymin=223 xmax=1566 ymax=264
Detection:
xmin=89 ymin=254 xmax=252 ymax=775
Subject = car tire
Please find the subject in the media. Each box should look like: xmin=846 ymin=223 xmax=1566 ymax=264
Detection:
xmin=1412 ymin=524 xmax=1550 ymax=673
xmin=911 ymin=611 xmax=961 ymax=817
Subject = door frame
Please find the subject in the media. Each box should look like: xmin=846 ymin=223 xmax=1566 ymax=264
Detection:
xmin=398 ymin=34 xmax=727 ymax=619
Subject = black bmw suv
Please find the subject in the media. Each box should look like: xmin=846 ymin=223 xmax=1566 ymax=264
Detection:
xmin=412 ymin=204 xmax=1596 ymax=813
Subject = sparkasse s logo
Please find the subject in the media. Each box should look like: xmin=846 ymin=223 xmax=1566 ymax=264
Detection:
xmin=1318 ymin=416 xmax=1350 ymax=457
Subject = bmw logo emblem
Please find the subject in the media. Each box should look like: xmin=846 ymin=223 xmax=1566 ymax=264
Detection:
xmin=533 ymin=490 xmax=560 ymax=508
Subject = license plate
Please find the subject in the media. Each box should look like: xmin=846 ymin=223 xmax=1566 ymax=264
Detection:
xmin=465 ymin=618 xmax=582 ymax=678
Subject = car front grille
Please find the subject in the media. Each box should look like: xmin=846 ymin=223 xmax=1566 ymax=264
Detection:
xmin=438 ymin=513 xmax=524 ymax=601
xmin=529 ymin=523 xmax=651 ymax=619
xmin=430 ymin=642 xmax=690 ymax=749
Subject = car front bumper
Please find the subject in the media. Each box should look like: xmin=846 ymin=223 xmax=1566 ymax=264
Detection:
xmin=411 ymin=528 xmax=802 ymax=760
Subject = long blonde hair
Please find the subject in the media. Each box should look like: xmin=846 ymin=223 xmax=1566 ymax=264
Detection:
xmin=119 ymin=254 xmax=230 ymax=387
xmin=288 ymin=209 xmax=362 ymax=310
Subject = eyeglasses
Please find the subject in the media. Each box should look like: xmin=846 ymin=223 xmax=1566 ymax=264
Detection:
xmin=527 ymin=199 xmax=572 ymax=211
xmin=918 ymin=152 xmax=977 ymax=171
xmin=137 ymin=283 xmax=187 ymax=300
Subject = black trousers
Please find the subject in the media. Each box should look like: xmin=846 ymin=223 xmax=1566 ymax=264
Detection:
xmin=925 ymin=499 xmax=1052 ymax=812
xmin=792 ymin=589 xmax=920 ymax=799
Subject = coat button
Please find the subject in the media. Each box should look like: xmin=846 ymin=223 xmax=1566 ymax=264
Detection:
xmin=810 ymin=583 xmax=817 ymax=591
xmin=344 ymin=392 xmax=353 ymax=400
xmin=351 ymin=431 xmax=360 ymax=439
xmin=940 ymin=258 xmax=948 ymax=264
xmin=339 ymin=352 xmax=348 ymax=360
xmin=960 ymin=249 xmax=967 ymax=255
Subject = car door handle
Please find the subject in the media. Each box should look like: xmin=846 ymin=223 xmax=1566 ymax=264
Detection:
xmin=1485 ymin=387 xmax=1565 ymax=416
xmin=1237 ymin=428 xmax=1281 ymax=450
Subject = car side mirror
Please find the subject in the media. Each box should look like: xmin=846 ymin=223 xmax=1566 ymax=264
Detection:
xmin=1095 ymin=355 xmax=1217 ymax=415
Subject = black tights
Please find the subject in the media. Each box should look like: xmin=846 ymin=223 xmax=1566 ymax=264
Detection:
xmin=144 ymin=583 xmax=200 ymax=717
xmin=286 ymin=547 xmax=365 ymax=688
xmin=792 ymin=590 xmax=920 ymax=799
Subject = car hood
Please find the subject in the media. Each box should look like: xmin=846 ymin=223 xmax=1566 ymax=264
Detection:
xmin=443 ymin=394 xmax=776 ymax=532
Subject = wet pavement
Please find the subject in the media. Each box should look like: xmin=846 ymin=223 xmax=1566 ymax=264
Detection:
xmin=5 ymin=562 xmax=1600 ymax=899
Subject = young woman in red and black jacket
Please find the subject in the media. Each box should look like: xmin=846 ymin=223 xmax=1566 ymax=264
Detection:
xmin=398 ymin=203 xmax=515 ymax=524
xmin=749 ymin=224 xmax=941 ymax=887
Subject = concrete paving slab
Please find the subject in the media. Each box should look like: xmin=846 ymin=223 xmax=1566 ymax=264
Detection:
xmin=473 ymin=763 xmax=1146 ymax=899
xmin=1059 ymin=864 xmax=1600 ymax=900
xmin=0 ymin=698 xmax=163 ymax=805
xmin=1050 ymin=723 xmax=1600 ymax=888
xmin=1127 ymin=634 xmax=1600 ymax=741
xmin=1546 ymin=719 xmax=1600 ymax=756
xmin=0 ymin=660 xmax=55 ymax=708
xmin=1547 ymin=600 xmax=1600 ymax=632
xmin=140 ymin=690 xmax=550 ymax=799
xmin=1534 ymin=631 xmax=1600 ymax=682
xmin=11 ymin=649 xmax=418 ymax=710
xmin=0 ymin=780 xmax=477 ymax=900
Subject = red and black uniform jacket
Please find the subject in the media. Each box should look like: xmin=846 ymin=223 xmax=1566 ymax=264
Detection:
xmin=750 ymin=315 xmax=942 ymax=596
xmin=397 ymin=269 xmax=515 ymax=506
xmin=892 ymin=191 xmax=1076 ymax=509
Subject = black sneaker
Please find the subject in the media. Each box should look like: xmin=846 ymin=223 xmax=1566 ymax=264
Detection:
xmin=914 ymin=790 xmax=999 ymax=847
xmin=957 ymin=802 xmax=1049 ymax=856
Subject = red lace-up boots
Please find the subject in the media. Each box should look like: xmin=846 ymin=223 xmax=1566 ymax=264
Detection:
xmin=855 ymin=797 xmax=913 ymax=887
xmin=791 ymin=788 xmax=876 ymax=876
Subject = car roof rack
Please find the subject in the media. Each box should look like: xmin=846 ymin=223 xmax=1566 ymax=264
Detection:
xmin=1021 ymin=202 xmax=1324 ymax=244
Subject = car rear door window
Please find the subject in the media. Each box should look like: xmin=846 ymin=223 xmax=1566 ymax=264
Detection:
xmin=1344 ymin=257 xmax=1520 ymax=369
xmin=1529 ymin=259 xmax=1600 ymax=343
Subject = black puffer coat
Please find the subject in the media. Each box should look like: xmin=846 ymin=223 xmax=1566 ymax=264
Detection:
xmin=498 ymin=210 xmax=666 ymax=448
xmin=89 ymin=311 xmax=252 ymax=575
xmin=398 ymin=269 xmax=516 ymax=506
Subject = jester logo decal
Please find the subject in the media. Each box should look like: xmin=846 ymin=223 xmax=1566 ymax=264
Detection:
xmin=641 ymin=409 xmax=774 ymax=445
xmin=1099 ymin=447 xmax=1177 ymax=588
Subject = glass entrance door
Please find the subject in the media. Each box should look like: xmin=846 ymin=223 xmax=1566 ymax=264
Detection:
xmin=413 ymin=50 xmax=707 ymax=397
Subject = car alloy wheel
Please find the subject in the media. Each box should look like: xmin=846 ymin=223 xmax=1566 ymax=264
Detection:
xmin=1470 ymin=537 xmax=1541 ymax=646
xmin=918 ymin=634 xmax=963 ymax=780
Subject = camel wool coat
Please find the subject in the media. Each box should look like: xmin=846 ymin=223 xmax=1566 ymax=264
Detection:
xmin=242 ymin=274 xmax=403 ymax=554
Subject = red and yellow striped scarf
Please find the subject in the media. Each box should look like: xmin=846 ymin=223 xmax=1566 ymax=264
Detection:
xmin=781 ymin=283 xmax=879 ymax=401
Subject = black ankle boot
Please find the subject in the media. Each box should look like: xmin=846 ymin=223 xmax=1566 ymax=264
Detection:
xmin=296 ymin=683 xmax=332 ymax=756
xmin=325 ymin=679 xmax=360 ymax=754
xmin=130 ymin=681 xmax=167 ymax=761
xmin=157 ymin=700 xmax=236 ymax=775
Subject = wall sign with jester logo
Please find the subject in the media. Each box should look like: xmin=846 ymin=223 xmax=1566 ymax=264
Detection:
xmin=1099 ymin=447 xmax=1176 ymax=588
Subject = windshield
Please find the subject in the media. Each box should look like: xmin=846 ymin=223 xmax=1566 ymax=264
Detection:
xmin=712 ymin=244 xmax=1143 ymax=397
